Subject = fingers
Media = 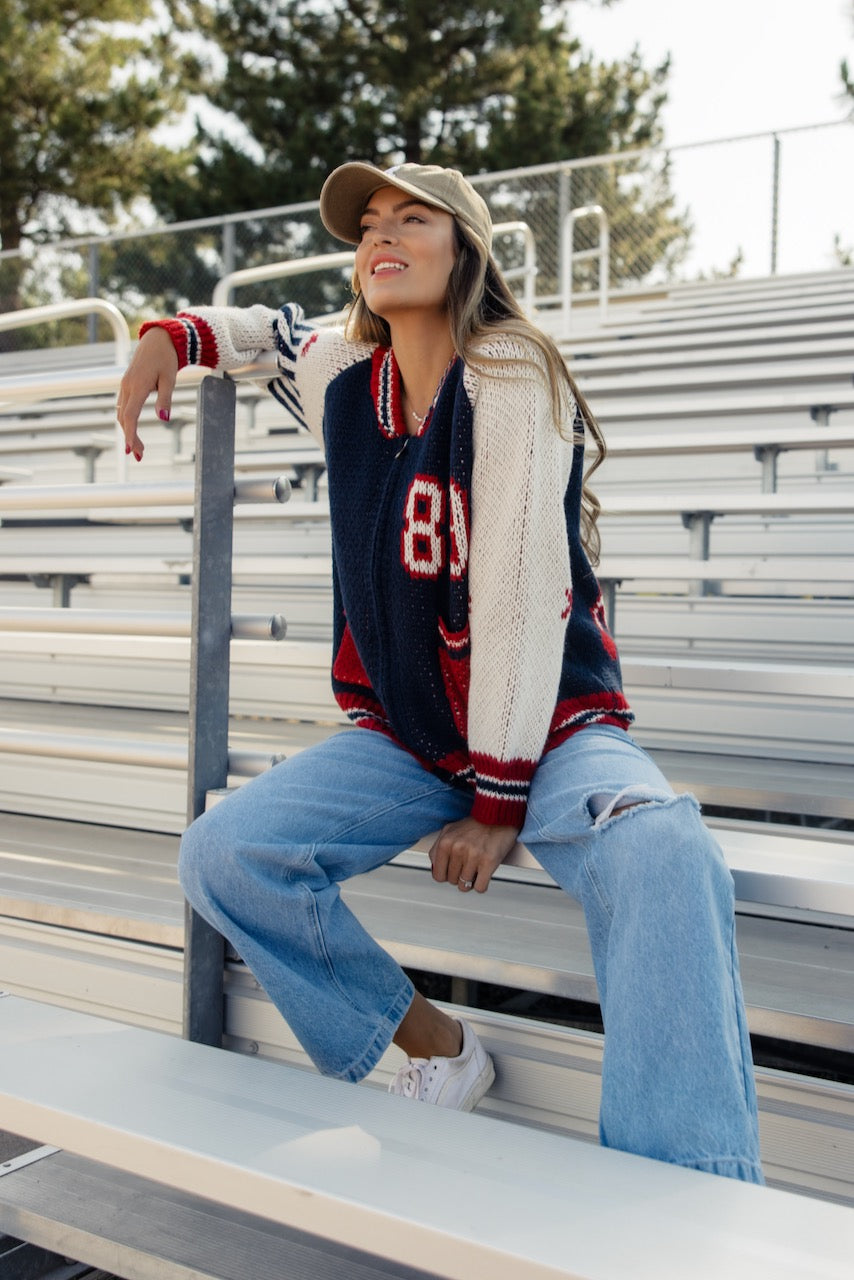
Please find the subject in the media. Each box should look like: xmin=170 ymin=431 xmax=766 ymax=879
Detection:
xmin=115 ymin=327 xmax=179 ymax=463
xmin=429 ymin=819 xmax=518 ymax=895
xmin=429 ymin=827 xmax=470 ymax=889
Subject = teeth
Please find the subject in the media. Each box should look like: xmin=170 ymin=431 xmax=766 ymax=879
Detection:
xmin=373 ymin=261 xmax=406 ymax=273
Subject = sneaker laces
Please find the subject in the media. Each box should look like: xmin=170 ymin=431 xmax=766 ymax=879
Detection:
xmin=389 ymin=1059 xmax=428 ymax=1099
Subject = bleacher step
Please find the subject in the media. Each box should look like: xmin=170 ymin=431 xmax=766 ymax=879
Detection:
xmin=1 ymin=994 xmax=853 ymax=1279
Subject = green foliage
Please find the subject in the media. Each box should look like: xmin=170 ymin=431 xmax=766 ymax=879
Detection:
xmin=0 ymin=0 xmax=199 ymax=319
xmin=164 ymin=1 xmax=671 ymax=207
xmin=146 ymin=1 xmax=688 ymax=297
xmin=2 ymin=1 xmax=691 ymax=332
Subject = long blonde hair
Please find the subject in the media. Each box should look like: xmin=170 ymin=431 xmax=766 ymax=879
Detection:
xmin=345 ymin=220 xmax=606 ymax=562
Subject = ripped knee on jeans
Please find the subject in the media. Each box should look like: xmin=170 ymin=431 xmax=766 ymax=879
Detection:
xmin=588 ymin=784 xmax=667 ymax=828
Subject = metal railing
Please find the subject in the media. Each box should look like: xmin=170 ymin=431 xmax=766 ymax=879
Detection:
xmin=2 ymin=120 xmax=849 ymax=332
xmin=0 ymin=607 xmax=286 ymax=639
xmin=0 ymin=299 xmax=131 ymax=365
xmin=0 ymin=367 xmax=294 ymax=1044
xmin=212 ymin=220 xmax=539 ymax=315
xmin=0 ymin=300 xmax=132 ymax=475
xmin=562 ymin=206 xmax=609 ymax=327
xmin=0 ymin=727 xmax=282 ymax=778
xmin=0 ymin=475 xmax=290 ymax=513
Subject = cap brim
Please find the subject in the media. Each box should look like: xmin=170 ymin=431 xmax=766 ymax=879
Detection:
xmin=319 ymin=163 xmax=458 ymax=246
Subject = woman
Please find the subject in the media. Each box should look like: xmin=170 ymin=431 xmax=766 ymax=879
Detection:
xmin=117 ymin=161 xmax=763 ymax=1182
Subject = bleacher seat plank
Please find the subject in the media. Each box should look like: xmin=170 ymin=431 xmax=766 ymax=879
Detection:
xmin=603 ymin=423 xmax=854 ymax=459
xmin=1 ymin=995 xmax=852 ymax=1280
xmin=575 ymin=355 xmax=854 ymax=397
xmin=564 ymin=335 xmax=854 ymax=374
xmin=596 ymin=554 xmax=854 ymax=587
xmin=594 ymin=387 xmax=854 ymax=422
xmin=616 ymin=297 xmax=854 ymax=328
xmin=0 ymin=903 xmax=851 ymax=1204
xmin=560 ymin=318 xmax=854 ymax=360
xmin=1 ymin=811 xmax=852 ymax=1051
xmin=0 ymin=1148 xmax=435 ymax=1280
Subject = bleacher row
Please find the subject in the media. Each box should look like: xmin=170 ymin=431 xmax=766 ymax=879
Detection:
xmin=1 ymin=266 xmax=854 ymax=1278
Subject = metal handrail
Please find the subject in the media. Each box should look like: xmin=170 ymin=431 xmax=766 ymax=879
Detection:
xmin=0 ymin=298 xmax=132 ymax=365
xmin=0 ymin=299 xmax=134 ymax=478
xmin=0 ymin=475 xmax=291 ymax=514
xmin=213 ymin=251 xmax=356 ymax=307
xmin=212 ymin=221 xmax=538 ymax=315
xmin=0 ymin=607 xmax=286 ymax=640
xmin=0 ymin=727 xmax=283 ymax=776
xmin=562 ymin=205 xmax=610 ymax=328
xmin=492 ymin=221 xmax=538 ymax=315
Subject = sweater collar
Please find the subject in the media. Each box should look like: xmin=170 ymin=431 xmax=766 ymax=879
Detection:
xmin=371 ymin=347 xmax=458 ymax=441
xmin=372 ymin=347 xmax=405 ymax=439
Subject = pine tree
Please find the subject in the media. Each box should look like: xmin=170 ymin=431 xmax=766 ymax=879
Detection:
xmin=160 ymin=1 xmax=671 ymax=207
xmin=147 ymin=1 xmax=688 ymax=304
xmin=0 ymin=1 xmax=199 ymax=318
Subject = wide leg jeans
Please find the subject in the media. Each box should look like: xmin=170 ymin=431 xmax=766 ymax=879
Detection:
xmin=178 ymin=724 xmax=763 ymax=1183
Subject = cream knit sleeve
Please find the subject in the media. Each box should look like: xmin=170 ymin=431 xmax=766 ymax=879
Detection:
xmin=465 ymin=346 xmax=575 ymax=827
xmin=149 ymin=303 xmax=364 ymax=448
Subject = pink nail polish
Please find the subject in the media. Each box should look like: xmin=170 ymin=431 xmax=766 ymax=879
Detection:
xmin=125 ymin=444 xmax=131 ymax=455
xmin=159 ymin=409 xmax=170 ymax=422
xmin=134 ymin=452 xmax=142 ymax=462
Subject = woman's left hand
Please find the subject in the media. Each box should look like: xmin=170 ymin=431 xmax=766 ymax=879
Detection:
xmin=429 ymin=817 xmax=521 ymax=894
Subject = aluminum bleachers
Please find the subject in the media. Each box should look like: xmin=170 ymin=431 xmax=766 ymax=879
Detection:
xmin=1 ymin=269 xmax=854 ymax=1273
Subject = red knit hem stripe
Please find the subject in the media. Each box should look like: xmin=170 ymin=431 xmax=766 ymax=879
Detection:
xmin=470 ymin=792 xmax=528 ymax=828
xmin=470 ymin=750 xmax=534 ymax=828
xmin=178 ymin=312 xmax=220 ymax=369
xmin=335 ymin=689 xmax=389 ymax=723
xmin=547 ymin=691 xmax=634 ymax=738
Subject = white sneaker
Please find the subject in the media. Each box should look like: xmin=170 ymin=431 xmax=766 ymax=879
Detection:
xmin=388 ymin=1019 xmax=495 ymax=1112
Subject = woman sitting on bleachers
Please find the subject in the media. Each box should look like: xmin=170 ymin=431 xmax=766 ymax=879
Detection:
xmin=117 ymin=161 xmax=764 ymax=1184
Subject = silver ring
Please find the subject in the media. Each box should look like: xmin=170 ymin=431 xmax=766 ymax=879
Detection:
xmin=459 ymin=878 xmax=474 ymax=889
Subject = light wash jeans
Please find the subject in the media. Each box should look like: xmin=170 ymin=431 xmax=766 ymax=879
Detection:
xmin=179 ymin=724 xmax=763 ymax=1183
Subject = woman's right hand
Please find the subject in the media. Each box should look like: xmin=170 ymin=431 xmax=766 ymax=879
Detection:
xmin=116 ymin=326 xmax=179 ymax=462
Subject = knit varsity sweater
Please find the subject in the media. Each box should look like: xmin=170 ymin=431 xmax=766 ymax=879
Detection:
xmin=143 ymin=304 xmax=633 ymax=827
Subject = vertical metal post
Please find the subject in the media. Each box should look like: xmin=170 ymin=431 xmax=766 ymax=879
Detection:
xmin=184 ymin=374 xmax=237 ymax=1046
xmin=87 ymin=244 xmax=100 ymax=344
xmin=222 ymin=221 xmax=237 ymax=297
xmin=683 ymin=511 xmax=717 ymax=596
xmin=754 ymin=445 xmax=780 ymax=493
xmin=558 ymin=168 xmax=571 ymax=309
xmin=770 ymin=134 xmax=781 ymax=276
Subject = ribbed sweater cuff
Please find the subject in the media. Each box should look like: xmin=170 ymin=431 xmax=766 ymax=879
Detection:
xmin=139 ymin=314 xmax=220 ymax=371
xmin=470 ymin=752 xmax=534 ymax=828
xmin=470 ymin=791 xmax=528 ymax=828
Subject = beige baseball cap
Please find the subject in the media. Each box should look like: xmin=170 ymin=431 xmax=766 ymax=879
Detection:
xmin=319 ymin=161 xmax=493 ymax=250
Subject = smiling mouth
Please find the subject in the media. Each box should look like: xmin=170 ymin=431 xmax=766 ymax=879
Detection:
xmin=372 ymin=261 xmax=407 ymax=275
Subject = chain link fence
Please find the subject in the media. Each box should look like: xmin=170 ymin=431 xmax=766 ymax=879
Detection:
xmin=0 ymin=120 xmax=850 ymax=348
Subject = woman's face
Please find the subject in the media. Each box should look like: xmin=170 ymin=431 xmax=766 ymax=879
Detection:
xmin=354 ymin=186 xmax=458 ymax=322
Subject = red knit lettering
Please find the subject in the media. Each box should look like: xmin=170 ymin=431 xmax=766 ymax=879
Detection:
xmin=449 ymin=478 xmax=469 ymax=580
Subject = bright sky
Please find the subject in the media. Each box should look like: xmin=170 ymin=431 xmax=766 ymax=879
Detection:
xmin=570 ymin=0 xmax=854 ymax=276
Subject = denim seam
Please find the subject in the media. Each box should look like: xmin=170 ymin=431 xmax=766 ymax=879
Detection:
xmin=307 ymin=779 xmax=459 ymax=852
xmin=302 ymin=881 xmax=382 ymax=1018
xmin=342 ymin=977 xmax=416 ymax=1083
